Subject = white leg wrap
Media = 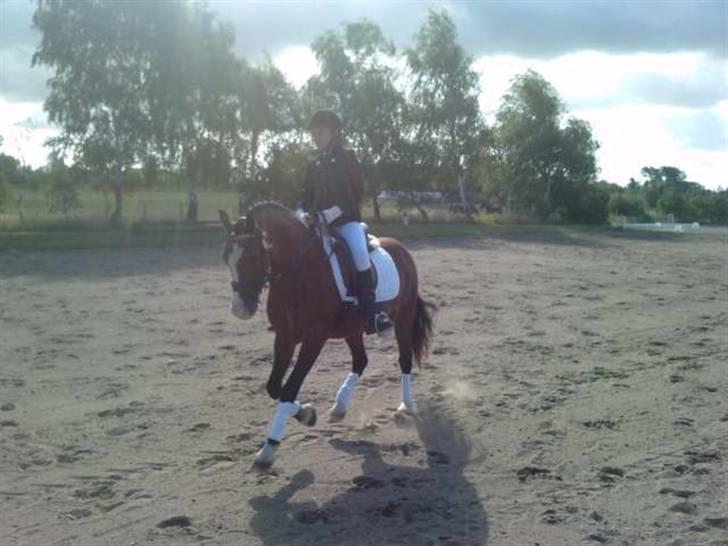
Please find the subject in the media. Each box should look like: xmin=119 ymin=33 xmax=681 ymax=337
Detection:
xmin=334 ymin=372 xmax=360 ymax=411
xmin=400 ymin=373 xmax=415 ymax=412
xmin=266 ymin=401 xmax=301 ymax=443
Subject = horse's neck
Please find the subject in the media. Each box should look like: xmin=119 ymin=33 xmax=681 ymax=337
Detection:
xmin=262 ymin=215 xmax=309 ymax=274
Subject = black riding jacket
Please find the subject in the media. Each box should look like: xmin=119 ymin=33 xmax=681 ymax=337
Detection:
xmin=301 ymin=143 xmax=364 ymax=227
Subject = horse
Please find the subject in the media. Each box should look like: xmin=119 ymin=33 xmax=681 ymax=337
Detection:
xmin=219 ymin=202 xmax=435 ymax=469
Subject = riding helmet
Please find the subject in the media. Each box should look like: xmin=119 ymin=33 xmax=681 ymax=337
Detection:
xmin=307 ymin=109 xmax=342 ymax=135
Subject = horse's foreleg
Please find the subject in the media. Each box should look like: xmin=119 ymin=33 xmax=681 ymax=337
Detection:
xmin=266 ymin=335 xmax=296 ymax=400
xmin=329 ymin=334 xmax=368 ymax=421
xmin=254 ymin=336 xmax=326 ymax=469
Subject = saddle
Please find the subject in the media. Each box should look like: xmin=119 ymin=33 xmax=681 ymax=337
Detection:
xmin=316 ymin=223 xmax=400 ymax=306
xmin=330 ymin=231 xmax=379 ymax=302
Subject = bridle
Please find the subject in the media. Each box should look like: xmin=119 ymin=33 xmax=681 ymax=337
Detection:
xmin=225 ymin=218 xmax=322 ymax=303
xmin=225 ymin=231 xmax=270 ymax=303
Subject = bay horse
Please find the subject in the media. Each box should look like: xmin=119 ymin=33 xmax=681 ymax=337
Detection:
xmin=219 ymin=202 xmax=435 ymax=469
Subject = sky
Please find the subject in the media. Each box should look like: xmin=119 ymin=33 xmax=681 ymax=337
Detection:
xmin=1 ymin=0 xmax=726 ymax=189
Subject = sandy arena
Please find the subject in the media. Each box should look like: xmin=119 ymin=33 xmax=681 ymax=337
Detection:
xmin=1 ymin=229 xmax=726 ymax=546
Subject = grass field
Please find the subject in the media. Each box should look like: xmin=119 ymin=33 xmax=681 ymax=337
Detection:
xmin=1 ymin=188 xmax=242 ymax=230
xmin=0 ymin=188 xmax=602 ymax=251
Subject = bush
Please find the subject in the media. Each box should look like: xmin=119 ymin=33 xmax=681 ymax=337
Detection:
xmin=46 ymin=169 xmax=82 ymax=219
xmin=0 ymin=173 xmax=16 ymax=212
xmin=608 ymin=192 xmax=650 ymax=221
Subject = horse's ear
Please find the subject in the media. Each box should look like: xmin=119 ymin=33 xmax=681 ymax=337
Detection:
xmin=219 ymin=209 xmax=232 ymax=231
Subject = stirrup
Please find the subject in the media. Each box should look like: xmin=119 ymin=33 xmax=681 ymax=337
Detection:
xmin=367 ymin=312 xmax=393 ymax=338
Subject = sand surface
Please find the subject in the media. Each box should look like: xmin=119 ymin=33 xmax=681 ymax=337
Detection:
xmin=1 ymin=229 xmax=726 ymax=546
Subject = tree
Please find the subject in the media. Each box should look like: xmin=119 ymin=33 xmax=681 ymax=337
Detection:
xmin=32 ymin=0 xmax=237 ymax=224
xmin=493 ymin=70 xmax=602 ymax=222
xmin=406 ymin=10 xmax=487 ymax=221
xmin=307 ymin=20 xmax=405 ymax=221
xmin=236 ymin=59 xmax=300 ymax=186
xmin=0 ymin=173 xmax=15 ymax=213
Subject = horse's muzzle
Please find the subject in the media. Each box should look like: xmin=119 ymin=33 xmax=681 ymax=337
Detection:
xmin=231 ymin=293 xmax=257 ymax=320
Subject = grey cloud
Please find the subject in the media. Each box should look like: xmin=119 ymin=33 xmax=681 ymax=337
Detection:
xmin=1 ymin=45 xmax=52 ymax=101
xmin=209 ymin=0 xmax=426 ymax=61
xmin=454 ymin=1 xmax=726 ymax=59
xmin=626 ymin=70 xmax=724 ymax=109
xmin=211 ymin=0 xmax=726 ymax=61
xmin=1 ymin=0 xmax=724 ymax=105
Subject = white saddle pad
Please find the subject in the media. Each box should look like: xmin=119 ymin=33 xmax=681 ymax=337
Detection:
xmin=322 ymin=234 xmax=400 ymax=304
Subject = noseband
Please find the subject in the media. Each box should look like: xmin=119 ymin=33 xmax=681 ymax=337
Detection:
xmin=226 ymin=232 xmax=270 ymax=302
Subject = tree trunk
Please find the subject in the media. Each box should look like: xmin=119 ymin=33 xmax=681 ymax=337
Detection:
xmin=186 ymin=168 xmax=199 ymax=222
xmin=109 ymin=168 xmax=123 ymax=226
xmin=371 ymin=195 xmax=381 ymax=223
xmin=542 ymin=174 xmax=553 ymax=222
xmin=415 ymin=204 xmax=429 ymax=222
xmin=458 ymin=172 xmax=477 ymax=224
xmin=250 ymin=130 xmax=260 ymax=182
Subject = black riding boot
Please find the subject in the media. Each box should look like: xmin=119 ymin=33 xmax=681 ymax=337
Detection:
xmin=356 ymin=269 xmax=393 ymax=337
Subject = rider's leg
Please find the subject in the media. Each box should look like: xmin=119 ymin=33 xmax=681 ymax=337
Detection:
xmin=333 ymin=222 xmax=393 ymax=335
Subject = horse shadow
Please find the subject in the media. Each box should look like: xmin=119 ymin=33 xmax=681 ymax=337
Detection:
xmin=249 ymin=403 xmax=489 ymax=546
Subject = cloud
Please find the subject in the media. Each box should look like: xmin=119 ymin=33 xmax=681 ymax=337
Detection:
xmin=1 ymin=45 xmax=52 ymax=102
xmin=572 ymin=104 xmax=726 ymax=189
xmin=211 ymin=0 xmax=726 ymax=60
xmin=475 ymin=51 xmax=725 ymax=116
xmin=625 ymin=70 xmax=725 ymax=109
xmin=453 ymin=0 xmax=726 ymax=60
xmin=671 ymin=109 xmax=727 ymax=152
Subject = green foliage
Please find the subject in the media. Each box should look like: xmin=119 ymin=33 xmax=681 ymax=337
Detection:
xmin=406 ymin=10 xmax=487 ymax=216
xmin=307 ymin=19 xmax=405 ymax=220
xmin=492 ymin=70 xmax=600 ymax=222
xmin=252 ymin=142 xmax=309 ymax=207
xmin=0 ymin=173 xmax=16 ymax=212
xmin=608 ymin=192 xmax=650 ymax=221
xmin=45 ymin=161 xmax=82 ymax=219
xmin=24 ymin=4 xmax=722 ymax=229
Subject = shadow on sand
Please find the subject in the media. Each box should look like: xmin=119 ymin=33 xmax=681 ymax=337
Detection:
xmin=249 ymin=403 xmax=489 ymax=546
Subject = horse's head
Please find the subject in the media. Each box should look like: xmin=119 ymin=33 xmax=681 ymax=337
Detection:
xmin=219 ymin=209 xmax=269 ymax=320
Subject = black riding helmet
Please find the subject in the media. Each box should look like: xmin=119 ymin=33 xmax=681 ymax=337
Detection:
xmin=307 ymin=109 xmax=342 ymax=136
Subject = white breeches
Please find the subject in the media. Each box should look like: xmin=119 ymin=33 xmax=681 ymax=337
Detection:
xmin=333 ymin=222 xmax=370 ymax=272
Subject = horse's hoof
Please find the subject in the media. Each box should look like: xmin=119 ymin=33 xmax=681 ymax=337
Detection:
xmin=328 ymin=404 xmax=347 ymax=423
xmin=252 ymin=442 xmax=277 ymax=471
xmin=295 ymin=403 xmax=317 ymax=427
xmin=396 ymin=402 xmax=416 ymax=415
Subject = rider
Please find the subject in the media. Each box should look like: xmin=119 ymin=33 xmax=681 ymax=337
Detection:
xmin=301 ymin=109 xmax=393 ymax=337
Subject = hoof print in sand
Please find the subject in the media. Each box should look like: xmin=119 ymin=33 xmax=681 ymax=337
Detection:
xmin=584 ymin=531 xmax=609 ymax=543
xmin=659 ymin=488 xmax=695 ymax=499
xmin=541 ymin=509 xmax=564 ymax=525
xmin=598 ymin=466 xmax=625 ymax=484
xmin=291 ymin=509 xmax=328 ymax=524
xmin=66 ymin=508 xmax=93 ymax=520
xmin=426 ymin=450 xmax=451 ymax=465
xmin=516 ymin=466 xmax=561 ymax=483
xmin=670 ymin=502 xmax=698 ymax=515
xmin=583 ymin=419 xmax=617 ymax=430
xmin=351 ymin=475 xmax=385 ymax=490
xmin=157 ymin=515 xmax=192 ymax=529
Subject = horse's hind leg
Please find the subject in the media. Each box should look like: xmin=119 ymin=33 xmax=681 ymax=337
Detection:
xmin=329 ymin=334 xmax=368 ymax=422
xmin=395 ymin=311 xmax=416 ymax=414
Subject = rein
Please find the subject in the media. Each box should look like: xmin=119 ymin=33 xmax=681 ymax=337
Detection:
xmin=228 ymin=223 xmax=320 ymax=301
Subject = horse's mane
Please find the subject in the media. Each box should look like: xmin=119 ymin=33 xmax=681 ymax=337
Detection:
xmin=248 ymin=200 xmax=304 ymax=234
xmin=248 ymin=200 xmax=294 ymax=217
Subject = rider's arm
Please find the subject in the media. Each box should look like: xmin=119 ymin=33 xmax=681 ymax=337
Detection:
xmin=343 ymin=150 xmax=364 ymax=217
xmin=301 ymin=162 xmax=315 ymax=212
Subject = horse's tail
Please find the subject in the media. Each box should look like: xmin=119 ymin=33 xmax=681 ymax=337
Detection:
xmin=412 ymin=295 xmax=436 ymax=366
